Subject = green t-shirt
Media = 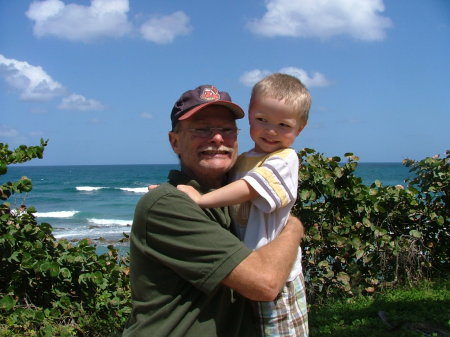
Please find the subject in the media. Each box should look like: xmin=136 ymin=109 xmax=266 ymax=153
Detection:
xmin=123 ymin=170 xmax=255 ymax=337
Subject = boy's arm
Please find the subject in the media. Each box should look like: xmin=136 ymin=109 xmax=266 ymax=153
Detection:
xmin=177 ymin=179 xmax=259 ymax=208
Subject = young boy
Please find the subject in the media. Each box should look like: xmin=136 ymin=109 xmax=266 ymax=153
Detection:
xmin=177 ymin=73 xmax=311 ymax=337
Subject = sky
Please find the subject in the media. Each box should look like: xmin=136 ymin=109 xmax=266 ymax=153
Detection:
xmin=1 ymin=0 xmax=449 ymax=165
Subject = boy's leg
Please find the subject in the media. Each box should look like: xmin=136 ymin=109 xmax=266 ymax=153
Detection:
xmin=293 ymin=273 xmax=309 ymax=337
xmin=252 ymin=273 xmax=308 ymax=336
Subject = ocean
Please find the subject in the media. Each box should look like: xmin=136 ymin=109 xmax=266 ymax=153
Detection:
xmin=3 ymin=163 xmax=412 ymax=246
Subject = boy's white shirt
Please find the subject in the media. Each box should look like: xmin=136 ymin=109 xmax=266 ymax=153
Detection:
xmin=231 ymin=147 xmax=302 ymax=281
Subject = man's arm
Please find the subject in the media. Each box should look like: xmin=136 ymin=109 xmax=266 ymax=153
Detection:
xmin=222 ymin=215 xmax=304 ymax=301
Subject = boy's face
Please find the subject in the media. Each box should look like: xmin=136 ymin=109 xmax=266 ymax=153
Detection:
xmin=248 ymin=96 xmax=304 ymax=153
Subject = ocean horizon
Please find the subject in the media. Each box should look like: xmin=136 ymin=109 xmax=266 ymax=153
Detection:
xmin=3 ymin=163 xmax=413 ymax=247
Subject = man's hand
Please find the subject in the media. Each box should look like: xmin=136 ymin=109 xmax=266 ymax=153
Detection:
xmin=148 ymin=184 xmax=159 ymax=190
xmin=177 ymin=184 xmax=202 ymax=204
xmin=222 ymin=214 xmax=304 ymax=301
xmin=288 ymin=214 xmax=304 ymax=241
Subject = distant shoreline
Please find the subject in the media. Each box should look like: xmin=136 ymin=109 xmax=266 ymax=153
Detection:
xmin=63 ymin=236 xmax=131 ymax=256
xmin=66 ymin=236 xmax=130 ymax=246
xmin=8 ymin=162 xmax=412 ymax=169
xmin=10 ymin=163 xmax=181 ymax=168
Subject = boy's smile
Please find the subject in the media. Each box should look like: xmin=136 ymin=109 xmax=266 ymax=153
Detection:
xmin=249 ymin=96 xmax=304 ymax=153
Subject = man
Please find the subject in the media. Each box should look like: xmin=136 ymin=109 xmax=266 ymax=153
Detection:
xmin=122 ymin=85 xmax=303 ymax=337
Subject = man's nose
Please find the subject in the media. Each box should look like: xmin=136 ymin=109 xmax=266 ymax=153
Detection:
xmin=209 ymin=131 xmax=224 ymax=143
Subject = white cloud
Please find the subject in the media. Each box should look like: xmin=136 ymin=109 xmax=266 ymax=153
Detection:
xmin=248 ymin=0 xmax=392 ymax=41
xmin=140 ymin=112 xmax=153 ymax=120
xmin=0 ymin=54 xmax=104 ymax=111
xmin=0 ymin=54 xmax=65 ymax=101
xmin=140 ymin=11 xmax=192 ymax=44
xmin=25 ymin=1 xmax=192 ymax=44
xmin=279 ymin=67 xmax=330 ymax=87
xmin=240 ymin=67 xmax=330 ymax=88
xmin=30 ymin=107 xmax=49 ymax=114
xmin=58 ymin=94 xmax=105 ymax=111
xmin=0 ymin=125 xmax=28 ymax=146
xmin=0 ymin=125 xmax=20 ymax=138
xmin=30 ymin=131 xmax=44 ymax=137
xmin=240 ymin=69 xmax=272 ymax=87
xmin=26 ymin=0 xmax=132 ymax=42
xmin=0 ymin=126 xmax=45 ymax=147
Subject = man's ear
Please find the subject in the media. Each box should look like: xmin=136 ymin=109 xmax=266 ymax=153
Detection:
xmin=169 ymin=131 xmax=181 ymax=155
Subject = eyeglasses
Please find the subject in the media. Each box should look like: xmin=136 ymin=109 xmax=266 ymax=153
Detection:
xmin=180 ymin=127 xmax=240 ymax=138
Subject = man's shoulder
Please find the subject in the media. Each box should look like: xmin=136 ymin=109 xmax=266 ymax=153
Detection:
xmin=136 ymin=182 xmax=179 ymax=208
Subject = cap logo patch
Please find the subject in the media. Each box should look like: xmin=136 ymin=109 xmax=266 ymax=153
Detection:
xmin=200 ymin=86 xmax=221 ymax=102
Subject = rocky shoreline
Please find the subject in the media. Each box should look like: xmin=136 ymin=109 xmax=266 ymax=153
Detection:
xmin=67 ymin=234 xmax=130 ymax=246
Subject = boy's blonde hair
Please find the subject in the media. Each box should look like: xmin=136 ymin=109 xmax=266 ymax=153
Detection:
xmin=250 ymin=73 xmax=311 ymax=127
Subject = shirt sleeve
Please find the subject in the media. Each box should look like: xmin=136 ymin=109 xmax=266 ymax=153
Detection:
xmin=242 ymin=149 xmax=299 ymax=213
xmin=135 ymin=185 xmax=252 ymax=294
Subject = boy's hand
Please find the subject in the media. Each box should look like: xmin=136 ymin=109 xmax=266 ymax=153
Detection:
xmin=177 ymin=184 xmax=201 ymax=204
xmin=148 ymin=184 xmax=159 ymax=190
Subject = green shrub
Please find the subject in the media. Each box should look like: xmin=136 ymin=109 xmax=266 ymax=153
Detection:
xmin=0 ymin=140 xmax=131 ymax=336
xmin=293 ymin=148 xmax=449 ymax=302
xmin=404 ymin=151 xmax=450 ymax=273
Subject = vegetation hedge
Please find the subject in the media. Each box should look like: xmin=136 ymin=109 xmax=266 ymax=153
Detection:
xmin=293 ymin=148 xmax=449 ymax=302
xmin=1 ymin=140 xmax=130 ymax=337
xmin=0 ymin=141 xmax=448 ymax=336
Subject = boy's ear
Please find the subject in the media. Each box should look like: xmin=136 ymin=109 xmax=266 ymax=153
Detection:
xmin=296 ymin=123 xmax=307 ymax=136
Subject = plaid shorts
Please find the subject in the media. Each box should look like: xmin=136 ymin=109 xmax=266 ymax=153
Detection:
xmin=253 ymin=273 xmax=309 ymax=337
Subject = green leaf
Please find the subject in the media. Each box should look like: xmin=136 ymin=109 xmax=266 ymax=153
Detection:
xmin=334 ymin=167 xmax=344 ymax=178
xmin=301 ymin=190 xmax=311 ymax=200
xmin=351 ymin=237 xmax=361 ymax=249
xmin=0 ymin=295 xmax=16 ymax=310
xmin=39 ymin=261 xmax=51 ymax=273
xmin=60 ymin=267 xmax=72 ymax=280
xmin=7 ymin=251 xmax=20 ymax=263
xmin=0 ymin=162 xmax=7 ymax=175
xmin=362 ymin=218 xmax=372 ymax=227
xmin=355 ymin=249 xmax=364 ymax=260
xmin=302 ymin=148 xmax=316 ymax=154
xmin=336 ymin=272 xmax=350 ymax=284
xmin=318 ymin=260 xmax=330 ymax=268
xmin=48 ymin=262 xmax=60 ymax=277
xmin=409 ymin=230 xmax=422 ymax=238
